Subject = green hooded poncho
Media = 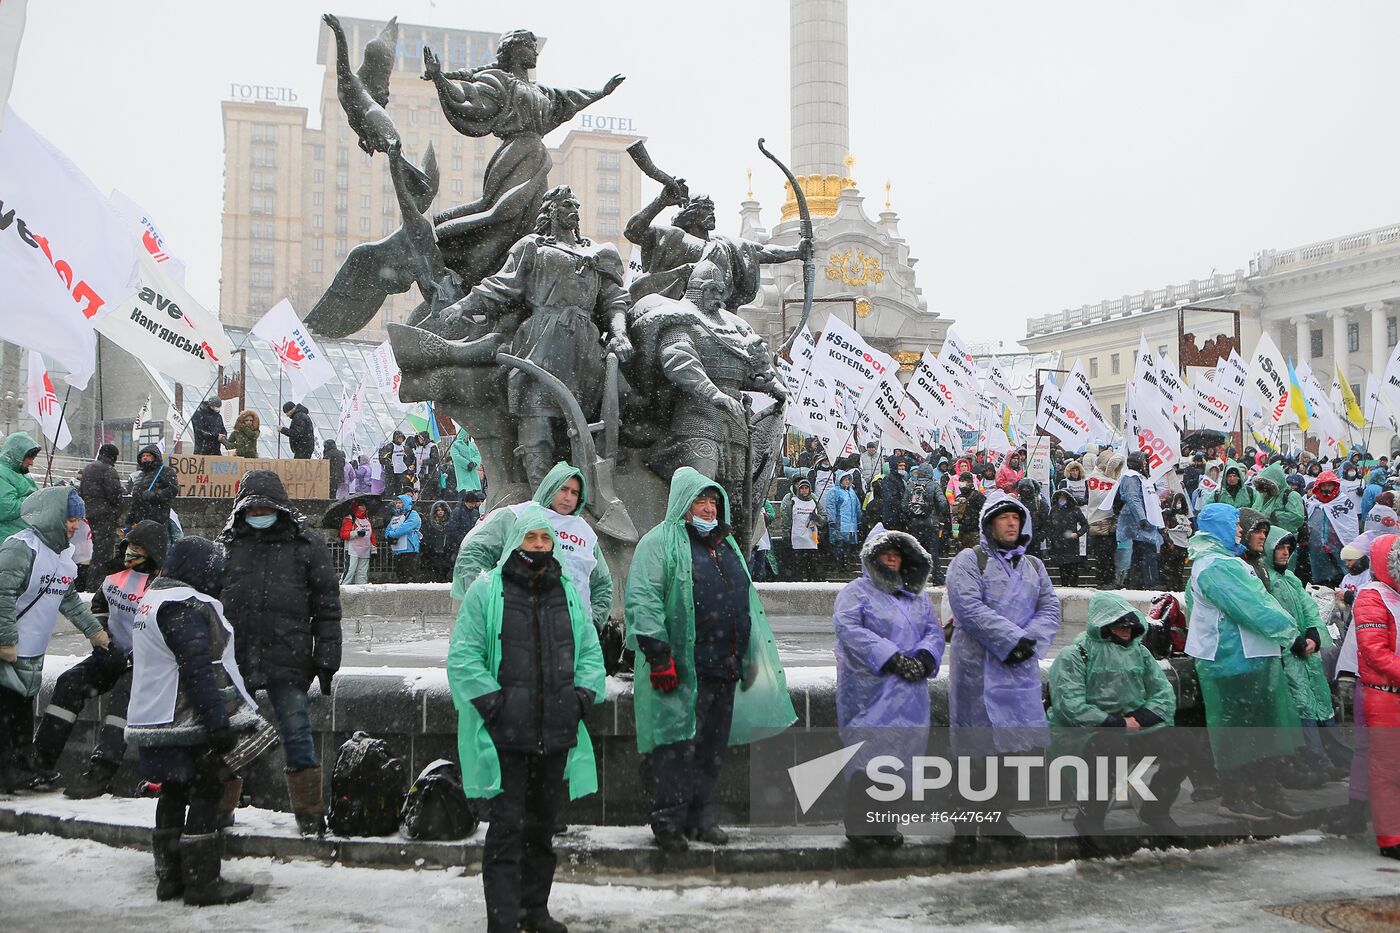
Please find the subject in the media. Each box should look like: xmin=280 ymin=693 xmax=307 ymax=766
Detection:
xmin=1048 ymin=592 xmax=1176 ymax=743
xmin=445 ymin=503 xmax=606 ymax=800
xmin=0 ymin=486 xmax=101 ymax=696
xmin=624 ymin=466 xmax=796 ymax=754
xmin=1185 ymin=505 xmax=1302 ymax=770
xmin=0 ymin=432 xmax=40 ymax=541
xmin=1252 ymin=463 xmax=1305 ymax=534
xmin=450 ymin=461 xmax=613 ymax=630
xmin=1262 ymin=526 xmax=1335 ymax=722
xmin=1211 ymin=460 xmax=1255 ymax=510
xmin=448 ymin=430 xmax=482 ymax=495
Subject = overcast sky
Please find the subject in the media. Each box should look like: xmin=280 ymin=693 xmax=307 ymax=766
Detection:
xmin=12 ymin=1 xmax=1400 ymax=347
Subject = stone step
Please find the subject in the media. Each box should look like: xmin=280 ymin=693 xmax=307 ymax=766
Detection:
xmin=0 ymin=788 xmax=1353 ymax=878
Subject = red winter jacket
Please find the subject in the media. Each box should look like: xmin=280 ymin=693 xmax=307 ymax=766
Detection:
xmin=1353 ymin=533 xmax=1400 ymax=689
xmin=339 ymin=514 xmax=376 ymax=548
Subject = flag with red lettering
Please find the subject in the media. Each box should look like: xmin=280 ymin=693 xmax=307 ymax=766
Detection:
xmin=809 ymin=315 xmax=896 ymax=409
xmin=0 ymin=107 xmax=139 ymax=388
xmin=25 ymin=350 xmax=71 ymax=449
xmin=251 ymin=300 xmax=335 ymax=402
xmin=0 ymin=0 xmax=25 ymax=131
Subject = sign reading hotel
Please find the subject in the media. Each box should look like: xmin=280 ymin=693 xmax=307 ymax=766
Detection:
xmin=170 ymin=455 xmax=328 ymax=500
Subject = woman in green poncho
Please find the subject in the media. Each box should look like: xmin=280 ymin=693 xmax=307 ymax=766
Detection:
xmin=1184 ymin=502 xmax=1303 ymax=823
xmin=1261 ymin=526 xmax=1348 ymax=787
xmin=448 ymin=429 xmax=483 ymax=496
xmin=624 ymin=467 xmax=796 ymax=853
xmin=446 ymin=502 xmax=604 ymax=933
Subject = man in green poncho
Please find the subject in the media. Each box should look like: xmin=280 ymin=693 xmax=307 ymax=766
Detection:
xmin=448 ymin=428 xmax=483 ymax=497
xmin=1253 ymin=462 xmax=1305 ymax=533
xmin=1260 ymin=526 xmax=1348 ymax=788
xmin=625 ymin=467 xmax=796 ymax=853
xmin=452 ymin=462 xmax=613 ymax=636
xmin=1048 ymin=591 xmax=1186 ymax=848
xmin=1185 ymin=502 xmax=1303 ymax=823
xmin=0 ymin=432 xmax=40 ymax=541
xmin=446 ymin=503 xmax=604 ymax=933
xmin=1211 ymin=460 xmax=1255 ymax=509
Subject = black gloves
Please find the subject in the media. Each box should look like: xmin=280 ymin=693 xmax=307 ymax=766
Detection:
xmin=471 ymin=690 xmax=504 ymax=722
xmin=208 ymin=727 xmax=238 ymax=755
xmin=1004 ymin=638 xmax=1037 ymax=666
xmin=575 ymin=687 xmax=595 ymax=719
xmin=317 ymin=670 xmax=335 ymax=696
xmin=1129 ymin=708 xmax=1163 ymax=728
xmin=914 ymin=650 xmax=938 ymax=677
xmin=893 ymin=655 xmax=926 ymax=681
xmin=1101 ymin=714 xmax=1126 ymax=728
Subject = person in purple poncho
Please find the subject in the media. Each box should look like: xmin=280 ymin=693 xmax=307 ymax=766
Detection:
xmin=945 ymin=491 xmax=1060 ymax=854
xmin=834 ymin=528 xmax=944 ymax=849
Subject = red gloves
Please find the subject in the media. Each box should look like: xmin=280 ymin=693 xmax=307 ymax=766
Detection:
xmin=650 ymin=657 xmax=679 ymax=693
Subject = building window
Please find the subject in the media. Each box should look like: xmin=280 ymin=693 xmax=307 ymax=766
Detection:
xmin=335 ymin=216 xmax=347 ymax=234
xmin=312 ymin=144 xmax=324 ymax=161
xmin=451 ymin=155 xmax=463 ymax=172
xmin=312 ymin=236 xmax=323 ymax=251
xmin=1088 ymin=358 xmax=1098 ymax=378
xmin=252 ymin=124 xmax=277 ymax=144
xmin=359 ymin=216 xmax=370 ymax=233
xmin=597 ymin=174 xmax=619 ymax=193
xmin=595 ymin=217 xmax=619 ymax=237
xmin=381 ymin=199 xmax=393 ymax=215
xmin=336 ymin=172 xmax=348 ymax=190
xmin=451 ymin=178 xmax=463 ymax=195
xmin=312 ymin=214 xmax=323 ymax=230
xmin=429 ymin=109 xmax=439 ymax=125
xmin=335 ymin=238 xmax=347 ymax=256
xmin=251 ymin=221 xmax=273 ymax=239
xmin=251 ymin=147 xmax=276 ymax=168
xmin=596 ymin=197 xmax=618 ymax=215
xmin=1110 ymin=353 xmax=1120 ymax=375
xmin=1349 ymin=322 xmax=1361 ymax=353
xmin=382 ymin=217 xmax=395 ymax=236
xmin=311 ymin=191 xmax=323 ymax=207
xmin=336 ymin=147 xmax=349 ymax=166
xmin=597 ymin=151 xmax=620 ymax=170
xmin=311 ymin=258 xmax=323 ymax=274
xmin=1111 ymin=404 xmax=1121 ymax=426
xmin=452 ymin=137 xmax=463 ymax=153
xmin=473 ymin=157 xmax=485 ymax=175
xmin=1353 ymin=383 xmax=1362 ymax=401
xmin=312 ymin=168 xmax=325 ymax=184
xmin=1389 ymin=317 xmax=1397 ymax=347
xmin=250 ymin=194 xmax=274 ymax=215
xmin=1311 ymin=329 xmax=1324 ymax=358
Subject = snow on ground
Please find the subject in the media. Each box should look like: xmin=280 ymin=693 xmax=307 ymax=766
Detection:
xmin=2 ymin=829 xmax=1397 ymax=932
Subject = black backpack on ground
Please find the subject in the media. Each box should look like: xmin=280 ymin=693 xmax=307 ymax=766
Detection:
xmin=328 ymin=731 xmax=407 ymax=837
xmin=400 ymin=759 xmax=479 ymax=841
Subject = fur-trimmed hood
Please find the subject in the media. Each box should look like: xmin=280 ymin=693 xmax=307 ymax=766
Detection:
xmin=859 ymin=528 xmax=931 ymax=595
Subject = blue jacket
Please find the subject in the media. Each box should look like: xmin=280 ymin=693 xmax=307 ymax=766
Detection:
xmin=1361 ymin=470 xmax=1387 ymax=525
xmin=1115 ymin=472 xmax=1161 ymax=548
xmin=823 ymin=473 xmax=862 ymax=534
xmin=384 ymin=494 xmax=422 ymax=554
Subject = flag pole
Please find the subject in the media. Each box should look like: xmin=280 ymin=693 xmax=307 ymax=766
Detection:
xmin=42 ymin=386 xmax=73 ymax=486
xmin=276 ymin=367 xmax=284 ymax=460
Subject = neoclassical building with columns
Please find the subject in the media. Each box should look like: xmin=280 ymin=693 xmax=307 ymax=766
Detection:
xmin=1021 ymin=221 xmax=1400 ymax=445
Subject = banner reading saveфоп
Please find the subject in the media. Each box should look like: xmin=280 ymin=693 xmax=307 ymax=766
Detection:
xmin=169 ymin=454 xmax=329 ymax=499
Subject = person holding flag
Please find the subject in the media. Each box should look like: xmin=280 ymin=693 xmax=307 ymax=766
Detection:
xmin=1308 ymin=471 xmax=1353 ymax=587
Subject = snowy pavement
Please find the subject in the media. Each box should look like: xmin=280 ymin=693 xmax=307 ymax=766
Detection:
xmin=3 ymin=830 xmax=1398 ymax=931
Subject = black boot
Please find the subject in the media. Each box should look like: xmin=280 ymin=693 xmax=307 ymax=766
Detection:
xmin=1322 ymin=799 xmax=1369 ymax=836
xmin=1073 ymin=804 xmax=1111 ymax=858
xmin=520 ymin=911 xmax=569 ymax=933
xmin=29 ymin=711 xmax=73 ymax=777
xmin=180 ymin=832 xmax=253 ymax=906
xmin=1139 ymin=767 xmax=1185 ymax=836
xmin=151 ymin=827 xmax=184 ymax=902
xmin=64 ymin=758 xmax=120 ymax=800
xmin=1381 ymin=845 xmax=1400 ymax=861
xmin=1255 ymin=773 xmax=1305 ymax=821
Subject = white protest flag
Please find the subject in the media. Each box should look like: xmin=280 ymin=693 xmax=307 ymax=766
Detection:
xmin=1380 ymin=340 xmax=1400 ymax=417
xmin=368 ymin=339 xmax=404 ymax=403
xmin=621 ymin=243 xmax=643 ymax=291
xmin=0 ymin=0 xmax=25 ymax=131
xmin=906 ymin=350 xmax=954 ymax=429
xmin=1062 ymin=359 xmax=1111 ymax=443
xmin=132 ymin=395 xmax=151 ymax=443
xmin=1129 ymin=388 xmax=1181 ymax=484
xmin=1190 ymin=370 xmax=1234 ymax=431
xmin=1133 ymin=335 xmax=1166 ymax=410
xmin=978 ymin=423 xmax=1013 ymax=459
xmin=1244 ymin=332 xmax=1294 ymax=427
xmin=983 ymin=358 xmax=1018 ymax=411
xmin=250 ymin=300 xmax=335 ymax=403
xmin=98 ymin=201 xmax=233 ymax=385
xmin=1154 ymin=352 xmax=1186 ymax=421
xmin=24 ymin=350 xmax=71 ymax=449
xmin=336 ymin=381 xmax=366 ymax=446
xmin=939 ymin=329 xmax=980 ymax=397
xmin=108 ymin=189 xmax=188 ymax=285
xmin=0 ymin=107 xmax=140 ymax=388
xmin=1034 ymin=361 xmax=1094 ymax=448
xmin=1222 ymin=350 xmax=1249 ymax=407
xmin=809 ymin=315 xmax=896 ymax=408
xmin=789 ymin=370 xmax=830 ymax=435
xmin=1364 ymin=373 xmax=1400 ymax=438
xmin=867 ymin=373 xmax=922 ymax=454
xmin=1297 ymin=362 xmax=1345 ymax=458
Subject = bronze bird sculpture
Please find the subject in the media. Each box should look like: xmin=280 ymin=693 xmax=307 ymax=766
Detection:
xmin=323 ymin=13 xmax=399 ymax=154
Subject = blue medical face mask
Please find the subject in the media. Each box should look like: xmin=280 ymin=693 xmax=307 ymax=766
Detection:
xmin=691 ymin=517 xmax=719 ymax=534
xmin=245 ymin=513 xmax=277 ymax=530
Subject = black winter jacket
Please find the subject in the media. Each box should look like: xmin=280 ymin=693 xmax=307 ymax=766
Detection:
xmin=1046 ymin=493 xmax=1090 ymax=564
xmin=474 ymin=552 xmax=587 ymax=754
xmin=191 ymin=406 xmax=227 ymax=456
xmin=687 ymin=522 xmax=751 ymax=682
xmin=125 ymin=444 xmax=180 ymax=530
xmin=280 ymin=404 xmax=315 ymax=459
xmin=218 ymin=470 xmax=341 ymax=688
xmin=78 ymin=450 xmax=124 ymax=527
